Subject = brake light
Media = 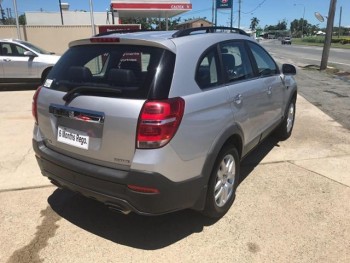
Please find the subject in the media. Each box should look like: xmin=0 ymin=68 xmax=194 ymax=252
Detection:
xmin=137 ymin=98 xmax=185 ymax=149
xmin=32 ymin=86 xmax=42 ymax=124
xmin=90 ymin=37 xmax=120 ymax=43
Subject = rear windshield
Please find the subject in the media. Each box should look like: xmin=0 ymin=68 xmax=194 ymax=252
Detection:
xmin=45 ymin=44 xmax=168 ymax=99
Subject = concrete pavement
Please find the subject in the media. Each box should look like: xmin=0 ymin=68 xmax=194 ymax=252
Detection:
xmin=0 ymin=71 xmax=349 ymax=262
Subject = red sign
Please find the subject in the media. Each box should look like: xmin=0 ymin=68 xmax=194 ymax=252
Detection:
xmin=111 ymin=3 xmax=192 ymax=10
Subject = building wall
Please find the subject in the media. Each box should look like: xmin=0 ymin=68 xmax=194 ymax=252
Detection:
xmin=25 ymin=11 xmax=117 ymax=26
xmin=0 ymin=24 xmax=140 ymax=55
xmin=176 ymin=20 xmax=212 ymax=30
xmin=0 ymin=25 xmax=97 ymax=54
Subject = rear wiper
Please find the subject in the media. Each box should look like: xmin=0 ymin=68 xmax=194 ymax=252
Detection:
xmin=63 ymin=86 xmax=122 ymax=103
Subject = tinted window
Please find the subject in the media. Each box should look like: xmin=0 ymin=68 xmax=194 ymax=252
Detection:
xmin=195 ymin=48 xmax=219 ymax=88
xmin=45 ymin=45 xmax=167 ymax=99
xmin=220 ymin=42 xmax=254 ymax=82
xmin=248 ymin=42 xmax=278 ymax=76
xmin=0 ymin=43 xmax=28 ymax=56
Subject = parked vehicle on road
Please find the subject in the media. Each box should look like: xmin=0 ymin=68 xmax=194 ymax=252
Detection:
xmin=0 ymin=39 xmax=60 ymax=87
xmin=32 ymin=27 xmax=297 ymax=218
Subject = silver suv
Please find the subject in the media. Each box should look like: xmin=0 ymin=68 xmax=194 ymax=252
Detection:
xmin=32 ymin=27 xmax=297 ymax=218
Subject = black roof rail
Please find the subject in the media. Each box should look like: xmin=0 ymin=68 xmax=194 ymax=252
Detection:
xmin=172 ymin=26 xmax=250 ymax=38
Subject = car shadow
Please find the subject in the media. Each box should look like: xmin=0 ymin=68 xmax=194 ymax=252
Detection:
xmin=48 ymin=136 xmax=279 ymax=250
xmin=0 ymin=83 xmax=39 ymax=91
xmin=240 ymin=136 xmax=280 ymax=183
xmin=48 ymin=189 xmax=219 ymax=250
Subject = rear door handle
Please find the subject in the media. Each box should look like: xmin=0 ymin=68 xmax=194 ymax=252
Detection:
xmin=3 ymin=59 xmax=11 ymax=62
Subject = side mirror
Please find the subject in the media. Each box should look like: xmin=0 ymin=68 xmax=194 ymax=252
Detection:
xmin=282 ymin=64 xmax=296 ymax=75
xmin=24 ymin=51 xmax=37 ymax=57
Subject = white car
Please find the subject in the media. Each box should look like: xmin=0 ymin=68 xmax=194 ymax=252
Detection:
xmin=0 ymin=39 xmax=60 ymax=87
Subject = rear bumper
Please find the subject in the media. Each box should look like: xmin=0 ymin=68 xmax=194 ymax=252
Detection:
xmin=33 ymin=140 xmax=207 ymax=215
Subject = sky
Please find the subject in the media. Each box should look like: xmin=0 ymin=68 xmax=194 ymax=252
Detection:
xmin=1 ymin=0 xmax=349 ymax=29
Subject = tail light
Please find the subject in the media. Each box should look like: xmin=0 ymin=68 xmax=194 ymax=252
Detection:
xmin=32 ymin=86 xmax=42 ymax=124
xmin=137 ymin=97 xmax=185 ymax=149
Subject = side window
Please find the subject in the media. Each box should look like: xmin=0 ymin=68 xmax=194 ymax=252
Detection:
xmin=248 ymin=42 xmax=278 ymax=76
xmin=220 ymin=42 xmax=254 ymax=82
xmin=195 ymin=48 xmax=219 ymax=88
xmin=1 ymin=43 xmax=28 ymax=56
xmin=1 ymin=43 xmax=12 ymax=56
xmin=12 ymin=44 xmax=27 ymax=56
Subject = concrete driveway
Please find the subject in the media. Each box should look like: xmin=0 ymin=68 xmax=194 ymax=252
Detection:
xmin=0 ymin=72 xmax=349 ymax=262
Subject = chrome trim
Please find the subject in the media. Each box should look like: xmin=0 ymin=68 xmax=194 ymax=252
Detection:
xmin=49 ymin=104 xmax=105 ymax=124
xmin=141 ymin=117 xmax=176 ymax=125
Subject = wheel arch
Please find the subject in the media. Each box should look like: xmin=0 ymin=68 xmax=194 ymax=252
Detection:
xmin=192 ymin=125 xmax=244 ymax=211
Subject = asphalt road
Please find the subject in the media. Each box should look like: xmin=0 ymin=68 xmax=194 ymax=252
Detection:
xmin=261 ymin=40 xmax=350 ymax=130
xmin=262 ymin=39 xmax=350 ymax=71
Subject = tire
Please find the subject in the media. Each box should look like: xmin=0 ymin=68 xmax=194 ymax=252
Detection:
xmin=274 ymin=98 xmax=296 ymax=140
xmin=202 ymin=145 xmax=240 ymax=218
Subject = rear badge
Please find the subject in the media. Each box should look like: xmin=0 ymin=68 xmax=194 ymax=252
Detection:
xmin=114 ymin=158 xmax=130 ymax=165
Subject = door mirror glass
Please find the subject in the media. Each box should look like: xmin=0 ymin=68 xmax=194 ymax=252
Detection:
xmin=282 ymin=64 xmax=296 ymax=75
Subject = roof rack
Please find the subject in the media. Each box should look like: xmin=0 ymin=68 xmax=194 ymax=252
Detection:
xmin=172 ymin=26 xmax=249 ymax=38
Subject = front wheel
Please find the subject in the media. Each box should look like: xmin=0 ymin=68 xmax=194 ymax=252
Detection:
xmin=274 ymin=99 xmax=296 ymax=140
xmin=202 ymin=145 xmax=240 ymax=218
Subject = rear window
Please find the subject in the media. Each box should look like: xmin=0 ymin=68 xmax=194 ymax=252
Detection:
xmin=45 ymin=44 xmax=168 ymax=99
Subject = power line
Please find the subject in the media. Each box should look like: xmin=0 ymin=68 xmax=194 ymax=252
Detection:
xmin=242 ymin=0 xmax=268 ymax=14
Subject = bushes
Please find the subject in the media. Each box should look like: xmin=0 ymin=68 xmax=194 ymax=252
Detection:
xmin=302 ymin=36 xmax=350 ymax=45
xmin=331 ymin=38 xmax=350 ymax=45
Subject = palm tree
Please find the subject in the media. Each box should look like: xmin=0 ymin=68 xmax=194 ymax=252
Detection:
xmin=250 ymin=17 xmax=260 ymax=31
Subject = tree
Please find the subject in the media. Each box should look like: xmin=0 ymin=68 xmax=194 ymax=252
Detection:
xmin=276 ymin=19 xmax=288 ymax=30
xmin=291 ymin=18 xmax=316 ymax=37
xmin=264 ymin=19 xmax=287 ymax=31
xmin=120 ymin=17 xmax=181 ymax=30
xmin=19 ymin=14 xmax=26 ymax=25
xmin=250 ymin=17 xmax=259 ymax=31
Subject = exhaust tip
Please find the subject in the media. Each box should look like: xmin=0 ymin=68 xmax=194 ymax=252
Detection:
xmin=107 ymin=204 xmax=131 ymax=215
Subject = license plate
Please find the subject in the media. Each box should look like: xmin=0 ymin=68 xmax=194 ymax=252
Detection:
xmin=57 ymin=126 xmax=89 ymax=150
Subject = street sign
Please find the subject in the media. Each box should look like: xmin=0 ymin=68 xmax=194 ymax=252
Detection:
xmin=216 ymin=0 xmax=232 ymax=9
xmin=315 ymin=12 xmax=325 ymax=22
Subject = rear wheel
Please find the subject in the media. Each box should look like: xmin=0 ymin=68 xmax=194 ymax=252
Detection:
xmin=202 ymin=145 xmax=240 ymax=218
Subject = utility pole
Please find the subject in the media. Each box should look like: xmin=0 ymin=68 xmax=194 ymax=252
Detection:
xmin=212 ymin=0 xmax=215 ymax=25
xmin=238 ymin=0 xmax=241 ymax=28
xmin=89 ymin=0 xmax=96 ymax=35
xmin=338 ymin=6 xmax=342 ymax=38
xmin=320 ymin=0 xmax=337 ymax=70
xmin=58 ymin=0 xmax=64 ymax=25
xmin=13 ymin=0 xmax=21 ymax=39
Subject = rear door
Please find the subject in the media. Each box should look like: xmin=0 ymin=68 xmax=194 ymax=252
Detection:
xmin=37 ymin=43 xmax=169 ymax=168
xmin=219 ymin=41 xmax=266 ymax=149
